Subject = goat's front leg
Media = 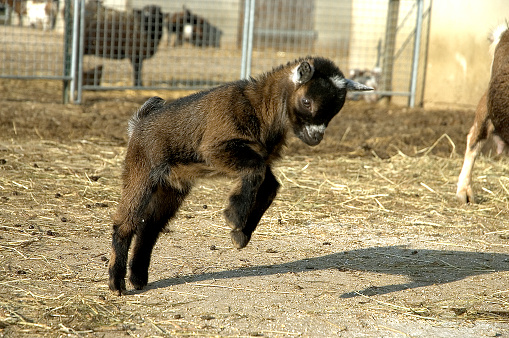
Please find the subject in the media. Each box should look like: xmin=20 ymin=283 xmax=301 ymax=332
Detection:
xmin=225 ymin=167 xmax=280 ymax=249
xmin=225 ymin=169 xmax=266 ymax=249
xmin=232 ymin=167 xmax=280 ymax=248
xmin=212 ymin=139 xmax=277 ymax=248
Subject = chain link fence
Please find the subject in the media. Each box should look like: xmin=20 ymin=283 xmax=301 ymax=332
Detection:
xmin=0 ymin=0 xmax=431 ymax=105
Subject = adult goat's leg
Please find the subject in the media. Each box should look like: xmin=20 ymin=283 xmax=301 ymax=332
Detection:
xmin=131 ymin=57 xmax=143 ymax=87
xmin=457 ymin=92 xmax=491 ymax=204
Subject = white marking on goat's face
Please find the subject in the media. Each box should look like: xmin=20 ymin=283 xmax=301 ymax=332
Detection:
xmin=298 ymin=124 xmax=326 ymax=146
xmin=290 ymin=65 xmax=301 ymax=84
xmin=305 ymin=124 xmax=326 ymax=136
xmin=184 ymin=24 xmax=193 ymax=39
xmin=330 ymin=75 xmax=346 ymax=89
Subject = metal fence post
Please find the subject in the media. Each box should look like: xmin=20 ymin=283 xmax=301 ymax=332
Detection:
xmin=240 ymin=0 xmax=255 ymax=80
xmin=408 ymin=0 xmax=424 ymax=107
xmin=76 ymin=0 xmax=85 ymax=104
xmin=380 ymin=0 xmax=400 ymax=103
xmin=62 ymin=0 xmax=72 ymax=104
xmin=69 ymin=0 xmax=81 ymax=103
xmin=419 ymin=1 xmax=432 ymax=107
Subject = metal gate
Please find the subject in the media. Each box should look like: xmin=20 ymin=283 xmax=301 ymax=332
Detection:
xmin=0 ymin=0 xmax=431 ymax=106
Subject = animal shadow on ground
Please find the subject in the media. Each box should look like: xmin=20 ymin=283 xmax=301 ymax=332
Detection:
xmin=139 ymin=246 xmax=509 ymax=297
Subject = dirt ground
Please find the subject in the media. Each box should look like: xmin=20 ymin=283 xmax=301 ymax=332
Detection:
xmin=1 ymin=79 xmax=509 ymax=337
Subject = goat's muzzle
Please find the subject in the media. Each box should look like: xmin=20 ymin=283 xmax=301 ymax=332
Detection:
xmin=299 ymin=124 xmax=326 ymax=146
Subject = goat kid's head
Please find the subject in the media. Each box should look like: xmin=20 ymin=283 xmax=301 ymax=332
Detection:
xmin=288 ymin=58 xmax=373 ymax=146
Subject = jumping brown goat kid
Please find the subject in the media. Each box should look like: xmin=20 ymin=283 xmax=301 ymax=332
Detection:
xmin=108 ymin=56 xmax=373 ymax=295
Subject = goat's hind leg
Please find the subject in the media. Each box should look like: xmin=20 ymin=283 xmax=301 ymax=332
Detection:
xmin=109 ymin=174 xmax=157 ymax=295
xmin=109 ymin=220 xmax=135 ymax=295
xmin=457 ymin=92 xmax=491 ymax=204
xmin=109 ymin=172 xmax=158 ymax=294
xmin=457 ymin=130 xmax=484 ymax=203
xmin=457 ymin=119 xmax=492 ymax=203
xmin=129 ymin=184 xmax=190 ymax=290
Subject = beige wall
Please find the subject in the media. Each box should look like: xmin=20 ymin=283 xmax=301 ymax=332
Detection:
xmin=424 ymin=0 xmax=508 ymax=108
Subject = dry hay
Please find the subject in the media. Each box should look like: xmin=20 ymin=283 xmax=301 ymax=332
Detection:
xmin=0 ymin=82 xmax=509 ymax=336
xmin=1 ymin=138 xmax=509 ymax=335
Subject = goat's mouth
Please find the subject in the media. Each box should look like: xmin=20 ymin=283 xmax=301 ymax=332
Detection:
xmin=297 ymin=124 xmax=326 ymax=146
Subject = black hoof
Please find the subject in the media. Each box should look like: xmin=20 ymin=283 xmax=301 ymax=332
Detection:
xmin=109 ymin=277 xmax=126 ymax=296
xmin=129 ymin=273 xmax=148 ymax=290
xmin=230 ymin=229 xmax=251 ymax=249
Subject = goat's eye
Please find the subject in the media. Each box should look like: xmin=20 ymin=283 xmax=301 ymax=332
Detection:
xmin=301 ymin=98 xmax=311 ymax=109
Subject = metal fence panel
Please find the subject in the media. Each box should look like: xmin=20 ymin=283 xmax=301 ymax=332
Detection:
xmin=0 ymin=0 xmax=431 ymax=105
xmin=76 ymin=0 xmax=244 ymax=93
xmin=0 ymin=0 xmax=69 ymax=80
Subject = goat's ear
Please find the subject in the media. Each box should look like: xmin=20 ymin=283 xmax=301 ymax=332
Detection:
xmin=345 ymin=78 xmax=374 ymax=91
xmin=292 ymin=61 xmax=314 ymax=84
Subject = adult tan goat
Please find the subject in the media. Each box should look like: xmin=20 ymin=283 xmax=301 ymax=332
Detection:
xmin=457 ymin=25 xmax=509 ymax=203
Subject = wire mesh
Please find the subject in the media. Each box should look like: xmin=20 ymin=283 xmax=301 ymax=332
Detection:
xmin=0 ymin=0 xmax=430 ymax=104
xmin=0 ymin=0 xmax=66 ymax=79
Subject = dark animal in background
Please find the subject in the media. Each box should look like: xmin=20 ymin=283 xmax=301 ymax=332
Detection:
xmin=457 ymin=24 xmax=509 ymax=203
xmin=167 ymin=6 xmax=222 ymax=48
xmin=108 ymin=56 xmax=373 ymax=295
xmin=82 ymin=64 xmax=103 ymax=86
xmin=80 ymin=1 xmax=164 ymax=87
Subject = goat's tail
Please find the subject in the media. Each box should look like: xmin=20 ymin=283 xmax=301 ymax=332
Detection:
xmin=128 ymin=96 xmax=165 ymax=138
